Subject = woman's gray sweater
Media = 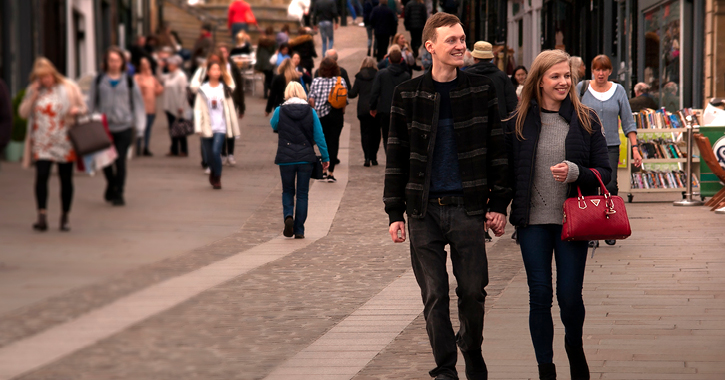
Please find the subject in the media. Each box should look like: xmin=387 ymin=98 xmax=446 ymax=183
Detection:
xmin=87 ymin=74 xmax=146 ymax=134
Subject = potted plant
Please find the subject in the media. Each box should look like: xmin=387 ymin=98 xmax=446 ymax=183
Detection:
xmin=5 ymin=89 xmax=27 ymax=162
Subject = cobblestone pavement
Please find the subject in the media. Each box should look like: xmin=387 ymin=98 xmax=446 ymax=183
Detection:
xmin=2 ymin=19 xmax=725 ymax=380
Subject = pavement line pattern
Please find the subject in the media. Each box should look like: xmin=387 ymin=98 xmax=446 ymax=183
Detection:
xmin=0 ymin=125 xmax=352 ymax=380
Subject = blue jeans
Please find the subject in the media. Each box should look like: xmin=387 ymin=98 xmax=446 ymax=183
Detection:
xmin=279 ymin=163 xmax=314 ymax=235
xmin=408 ymin=203 xmax=489 ymax=379
xmin=517 ymin=224 xmax=589 ymax=364
xmin=318 ymin=21 xmax=334 ymax=57
xmin=202 ymin=133 xmax=226 ymax=176
xmin=138 ymin=114 xmax=155 ymax=152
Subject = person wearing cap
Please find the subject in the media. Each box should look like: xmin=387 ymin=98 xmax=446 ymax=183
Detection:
xmin=628 ymin=82 xmax=659 ymax=112
xmin=384 ymin=12 xmax=511 ymax=380
xmin=465 ymin=40 xmax=518 ymax=119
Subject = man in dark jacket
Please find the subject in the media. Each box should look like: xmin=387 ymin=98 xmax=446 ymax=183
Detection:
xmin=465 ymin=40 xmax=518 ymax=119
xmin=312 ymin=49 xmax=351 ymax=89
xmin=404 ymin=0 xmax=427 ymax=58
xmin=384 ymin=13 xmax=511 ymax=380
xmin=369 ymin=50 xmax=410 ymax=158
xmin=629 ymin=82 xmax=659 ymax=112
xmin=363 ymin=0 xmax=380 ymax=56
xmin=312 ymin=0 xmax=339 ymax=57
xmin=369 ymin=2 xmax=398 ymax=61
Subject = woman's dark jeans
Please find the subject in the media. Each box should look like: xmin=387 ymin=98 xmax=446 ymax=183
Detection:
xmin=166 ymin=111 xmax=188 ymax=155
xmin=606 ymin=146 xmax=620 ymax=195
xmin=103 ymin=128 xmax=134 ymax=197
xmin=202 ymin=133 xmax=226 ymax=176
xmin=279 ymin=163 xmax=314 ymax=235
xmin=517 ymin=224 xmax=589 ymax=364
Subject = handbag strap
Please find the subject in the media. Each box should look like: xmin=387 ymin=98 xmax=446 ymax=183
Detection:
xmin=575 ymin=168 xmax=610 ymax=198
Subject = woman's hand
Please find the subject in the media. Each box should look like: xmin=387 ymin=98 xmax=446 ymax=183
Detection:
xmin=550 ymin=162 xmax=569 ymax=182
xmin=632 ymin=148 xmax=643 ymax=167
xmin=322 ymin=161 xmax=330 ymax=171
xmin=68 ymin=106 xmax=79 ymax=116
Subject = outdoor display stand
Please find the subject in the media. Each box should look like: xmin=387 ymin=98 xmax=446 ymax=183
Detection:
xmin=697 ymin=125 xmax=725 ymax=198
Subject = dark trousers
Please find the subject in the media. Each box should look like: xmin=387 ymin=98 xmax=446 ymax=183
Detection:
xmin=35 ymin=160 xmax=73 ymax=213
xmin=606 ymin=145 xmax=619 ymax=195
xmin=517 ymin=224 xmax=589 ymax=364
xmin=280 ymin=163 xmax=314 ymax=235
xmin=263 ymin=70 xmax=274 ymax=98
xmin=376 ymin=112 xmax=391 ymax=154
xmin=166 ymin=111 xmax=188 ymax=155
xmin=375 ymin=34 xmax=391 ymax=61
xmin=221 ymin=137 xmax=235 ymax=157
xmin=408 ymin=203 xmax=489 ymax=379
xmin=358 ymin=113 xmax=379 ymax=161
xmin=320 ymin=108 xmax=344 ymax=173
xmin=202 ymin=133 xmax=226 ymax=176
xmin=409 ymin=28 xmax=423 ymax=58
xmin=103 ymin=128 xmax=134 ymax=196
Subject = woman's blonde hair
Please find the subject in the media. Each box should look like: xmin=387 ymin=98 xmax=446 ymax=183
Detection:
xmin=284 ymin=81 xmax=307 ymax=101
xmin=29 ymin=57 xmax=66 ymax=85
xmin=277 ymin=57 xmax=300 ymax=84
xmin=511 ymin=49 xmax=594 ymax=140
xmin=359 ymin=57 xmax=377 ymax=71
xmin=393 ymin=33 xmax=411 ymax=50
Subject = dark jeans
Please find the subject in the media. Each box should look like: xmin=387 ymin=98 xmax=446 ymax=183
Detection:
xmin=320 ymin=108 xmax=344 ymax=173
xmin=231 ymin=22 xmax=249 ymax=42
xmin=319 ymin=21 xmax=334 ymax=57
xmin=408 ymin=203 xmax=489 ymax=379
xmin=606 ymin=145 xmax=619 ymax=195
xmin=375 ymin=34 xmax=391 ymax=61
xmin=358 ymin=113 xmax=378 ymax=161
xmin=202 ymin=133 xmax=226 ymax=176
xmin=35 ymin=160 xmax=73 ymax=212
xmin=221 ymin=137 xmax=235 ymax=157
xmin=137 ymin=114 xmax=156 ymax=152
xmin=263 ymin=70 xmax=274 ymax=98
xmin=166 ymin=111 xmax=188 ymax=155
xmin=517 ymin=224 xmax=589 ymax=364
xmin=409 ymin=28 xmax=423 ymax=58
xmin=103 ymin=128 xmax=134 ymax=196
xmin=376 ymin=112 xmax=390 ymax=155
xmin=279 ymin=163 xmax=314 ymax=235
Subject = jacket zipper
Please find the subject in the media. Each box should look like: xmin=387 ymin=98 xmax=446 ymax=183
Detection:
xmin=420 ymin=92 xmax=440 ymax=217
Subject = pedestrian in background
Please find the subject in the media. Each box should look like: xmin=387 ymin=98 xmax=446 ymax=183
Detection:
xmin=194 ymin=61 xmax=240 ymax=190
xmin=191 ymin=24 xmax=214 ymax=74
xmin=465 ymin=41 xmax=518 ymax=119
xmin=276 ymin=24 xmax=291 ymax=47
xmin=628 ymin=82 xmax=659 ymax=112
xmin=363 ymin=0 xmax=379 ymax=57
xmin=505 ymin=49 xmax=612 ymax=380
xmin=511 ymin=65 xmax=528 ymax=100
xmin=369 ymin=49 xmax=409 ymax=157
xmin=134 ymin=57 xmax=164 ymax=156
xmin=313 ymin=49 xmax=351 ymax=89
xmin=348 ymin=57 xmax=378 ymax=166
xmin=273 ymin=43 xmax=292 ymax=69
xmin=159 ymin=55 xmax=191 ymax=158
xmin=270 ymin=81 xmax=330 ymax=238
xmin=266 ymin=58 xmax=302 ymax=116
xmin=312 ymin=0 xmax=339 ymax=57
xmin=218 ymin=44 xmax=246 ymax=166
xmin=392 ymin=33 xmax=420 ymax=73
xmin=292 ymin=53 xmax=313 ymax=91
xmin=19 ymin=57 xmax=87 ymax=231
xmin=88 ymin=47 xmax=145 ymax=207
xmin=288 ymin=27 xmax=317 ymax=74
xmin=227 ymin=0 xmax=259 ymax=40
xmin=308 ymin=57 xmax=346 ymax=183
xmin=403 ymin=0 xmax=427 ymax=58
xmin=369 ymin=1 xmax=398 ymax=61
xmin=229 ymin=31 xmax=252 ymax=56
xmin=255 ymin=27 xmax=278 ymax=99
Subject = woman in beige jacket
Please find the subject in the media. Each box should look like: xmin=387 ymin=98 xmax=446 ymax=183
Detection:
xmin=19 ymin=57 xmax=87 ymax=231
xmin=193 ymin=61 xmax=240 ymax=189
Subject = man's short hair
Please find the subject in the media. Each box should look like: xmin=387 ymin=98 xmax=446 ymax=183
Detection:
xmin=634 ymin=82 xmax=650 ymax=94
xmin=389 ymin=50 xmax=403 ymax=64
xmin=422 ymin=12 xmax=463 ymax=46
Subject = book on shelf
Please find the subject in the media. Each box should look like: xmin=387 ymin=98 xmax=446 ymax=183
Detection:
xmin=633 ymin=107 xmax=701 ymax=129
xmin=630 ymin=171 xmax=699 ymax=190
xmin=637 ymin=135 xmax=686 ymax=159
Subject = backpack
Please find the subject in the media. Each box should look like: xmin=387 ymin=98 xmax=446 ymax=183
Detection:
xmin=327 ymin=76 xmax=347 ymax=109
xmin=95 ymin=74 xmax=134 ymax=111
xmin=579 ymin=80 xmax=590 ymax=99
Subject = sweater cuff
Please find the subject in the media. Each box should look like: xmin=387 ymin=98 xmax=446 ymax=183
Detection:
xmin=564 ymin=160 xmax=580 ymax=183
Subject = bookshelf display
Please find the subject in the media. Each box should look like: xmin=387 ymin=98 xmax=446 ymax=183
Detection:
xmin=626 ymin=109 xmax=703 ymax=202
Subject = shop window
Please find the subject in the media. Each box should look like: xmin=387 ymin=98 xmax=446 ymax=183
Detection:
xmin=643 ymin=0 xmax=680 ymax=111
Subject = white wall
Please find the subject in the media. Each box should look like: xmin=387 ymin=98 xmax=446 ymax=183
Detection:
xmin=507 ymin=0 xmax=542 ymax=69
xmin=67 ymin=0 xmax=97 ymax=80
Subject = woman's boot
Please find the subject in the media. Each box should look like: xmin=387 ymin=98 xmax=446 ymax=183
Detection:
xmin=538 ymin=363 xmax=556 ymax=380
xmin=213 ymin=175 xmax=222 ymax=190
xmin=33 ymin=212 xmax=48 ymax=232
xmin=60 ymin=213 xmax=70 ymax=232
xmin=565 ymin=341 xmax=590 ymax=380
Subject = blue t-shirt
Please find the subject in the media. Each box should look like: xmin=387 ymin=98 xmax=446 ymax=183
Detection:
xmin=429 ymin=78 xmax=464 ymax=197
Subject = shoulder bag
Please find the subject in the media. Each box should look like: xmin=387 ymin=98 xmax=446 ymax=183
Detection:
xmin=68 ymin=115 xmax=113 ymax=156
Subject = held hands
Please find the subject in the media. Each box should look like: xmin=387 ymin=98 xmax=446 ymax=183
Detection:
xmin=369 ymin=110 xmax=377 ymax=117
xmin=550 ymin=162 xmax=569 ymax=183
xmin=485 ymin=212 xmax=506 ymax=237
xmin=389 ymin=221 xmax=406 ymax=243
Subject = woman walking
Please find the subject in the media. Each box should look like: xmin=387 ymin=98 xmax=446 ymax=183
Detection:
xmin=134 ymin=57 xmax=164 ymax=156
xmin=270 ymin=82 xmax=329 ymax=238
xmin=576 ymin=54 xmax=641 ymax=246
xmin=159 ymin=55 xmax=191 ymax=157
xmin=88 ymin=46 xmax=146 ymax=206
xmin=19 ymin=57 xmax=87 ymax=231
xmin=255 ymin=27 xmax=278 ymax=99
xmin=193 ymin=61 xmax=240 ymax=189
xmin=348 ymin=57 xmax=378 ymax=166
xmin=265 ymin=58 xmax=302 ymax=116
xmin=505 ymin=49 xmax=612 ymax=380
xmin=218 ymin=43 xmax=246 ymax=166
xmin=511 ymin=65 xmax=527 ymax=100
xmin=308 ymin=57 xmax=346 ymax=183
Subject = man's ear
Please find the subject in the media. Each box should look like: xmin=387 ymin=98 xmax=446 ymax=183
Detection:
xmin=425 ymin=41 xmax=434 ymax=55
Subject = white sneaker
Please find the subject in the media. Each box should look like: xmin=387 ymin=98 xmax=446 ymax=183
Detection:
xmin=204 ymin=167 xmax=211 ymax=175
xmin=221 ymin=156 xmax=228 ymax=166
xmin=227 ymin=154 xmax=236 ymax=166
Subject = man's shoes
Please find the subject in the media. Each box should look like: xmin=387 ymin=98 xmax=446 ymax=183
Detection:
xmin=104 ymin=186 xmax=116 ymax=202
xmin=327 ymin=174 xmax=337 ymax=183
xmin=227 ymin=154 xmax=236 ymax=166
xmin=143 ymin=149 xmax=153 ymax=157
xmin=112 ymin=195 xmax=125 ymax=206
xmin=283 ymin=216 xmax=294 ymax=237
xmin=294 ymin=234 xmax=305 ymax=239
xmin=434 ymin=375 xmax=458 ymax=380
xmin=538 ymin=363 xmax=556 ymax=380
xmin=364 ymin=160 xmax=370 ymax=167
xmin=371 ymin=160 xmax=378 ymax=166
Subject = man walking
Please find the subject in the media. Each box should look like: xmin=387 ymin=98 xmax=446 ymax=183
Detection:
xmin=384 ymin=12 xmax=511 ymax=380
xmin=312 ymin=0 xmax=339 ymax=57
xmin=227 ymin=0 xmax=259 ymax=40
xmin=369 ymin=49 xmax=410 ymax=158
xmin=369 ymin=1 xmax=398 ymax=61
xmin=629 ymin=82 xmax=659 ymax=112
xmin=465 ymin=40 xmax=518 ymax=119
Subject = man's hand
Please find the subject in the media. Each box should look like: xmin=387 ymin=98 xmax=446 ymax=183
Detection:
xmin=322 ymin=161 xmax=330 ymax=170
xmin=369 ymin=110 xmax=377 ymax=117
xmin=485 ymin=212 xmax=506 ymax=237
xmin=389 ymin=221 xmax=406 ymax=243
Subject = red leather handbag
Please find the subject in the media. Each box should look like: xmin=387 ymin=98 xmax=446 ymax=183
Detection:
xmin=561 ymin=169 xmax=632 ymax=241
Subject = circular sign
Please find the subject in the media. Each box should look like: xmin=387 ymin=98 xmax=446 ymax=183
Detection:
xmin=713 ymin=135 xmax=725 ymax=170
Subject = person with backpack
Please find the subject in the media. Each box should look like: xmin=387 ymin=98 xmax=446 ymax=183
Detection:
xmin=193 ymin=61 xmax=241 ymax=190
xmin=348 ymin=57 xmax=378 ymax=166
xmin=369 ymin=49 xmax=410 ymax=158
xmin=270 ymin=81 xmax=330 ymax=238
xmin=87 ymin=46 xmax=146 ymax=206
xmin=308 ymin=57 xmax=347 ymax=183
